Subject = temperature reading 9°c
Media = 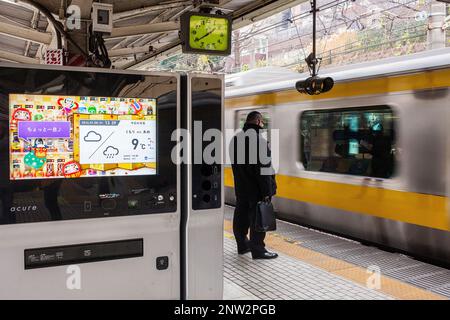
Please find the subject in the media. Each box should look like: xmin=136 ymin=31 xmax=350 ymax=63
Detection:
xmin=132 ymin=139 xmax=139 ymax=150
xmin=132 ymin=138 xmax=152 ymax=150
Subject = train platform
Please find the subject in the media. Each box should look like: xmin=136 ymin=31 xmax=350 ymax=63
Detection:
xmin=222 ymin=206 xmax=450 ymax=300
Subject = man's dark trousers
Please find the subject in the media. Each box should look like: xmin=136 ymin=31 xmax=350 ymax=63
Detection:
xmin=233 ymin=197 xmax=266 ymax=254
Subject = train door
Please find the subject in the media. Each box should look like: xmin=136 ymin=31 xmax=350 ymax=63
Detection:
xmin=0 ymin=64 xmax=181 ymax=299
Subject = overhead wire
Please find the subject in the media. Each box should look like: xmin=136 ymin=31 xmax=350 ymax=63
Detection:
xmin=290 ymin=7 xmax=308 ymax=65
xmin=320 ymin=3 xmax=339 ymax=54
xmin=232 ymin=0 xmax=425 ymax=55
xmin=233 ymin=0 xmax=351 ymax=44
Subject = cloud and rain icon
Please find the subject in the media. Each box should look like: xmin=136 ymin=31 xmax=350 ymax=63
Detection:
xmin=103 ymin=146 xmax=119 ymax=159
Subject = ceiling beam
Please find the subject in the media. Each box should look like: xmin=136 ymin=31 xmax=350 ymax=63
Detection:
xmin=113 ymin=1 xmax=192 ymax=22
xmin=109 ymin=46 xmax=153 ymax=57
xmin=24 ymin=10 xmax=40 ymax=57
xmin=108 ymin=9 xmax=169 ymax=49
xmin=122 ymin=40 xmax=181 ymax=70
xmin=232 ymin=0 xmax=308 ymax=29
xmin=0 ymin=49 xmax=40 ymax=64
xmin=0 ymin=21 xmax=52 ymax=45
xmin=121 ymin=7 xmax=182 ymax=46
xmin=108 ymin=21 xmax=180 ymax=39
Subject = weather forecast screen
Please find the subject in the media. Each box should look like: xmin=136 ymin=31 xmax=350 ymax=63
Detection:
xmin=9 ymin=94 xmax=157 ymax=180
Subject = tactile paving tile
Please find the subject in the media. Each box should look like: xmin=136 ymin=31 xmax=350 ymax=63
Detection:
xmin=299 ymin=238 xmax=450 ymax=297
xmin=385 ymin=264 xmax=445 ymax=280
xmin=432 ymin=284 xmax=450 ymax=297
xmin=224 ymin=205 xmax=450 ymax=298
xmin=406 ymin=271 xmax=450 ymax=289
xmin=223 ymin=233 xmax=393 ymax=300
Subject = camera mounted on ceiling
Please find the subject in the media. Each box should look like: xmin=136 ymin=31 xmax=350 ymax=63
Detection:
xmin=295 ymin=0 xmax=334 ymax=95
xmin=91 ymin=2 xmax=113 ymax=34
xmin=295 ymin=76 xmax=334 ymax=95
xmin=89 ymin=2 xmax=113 ymax=68
xmin=296 ymin=53 xmax=334 ymax=95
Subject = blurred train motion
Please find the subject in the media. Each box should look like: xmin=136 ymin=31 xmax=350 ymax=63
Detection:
xmin=224 ymin=48 xmax=450 ymax=265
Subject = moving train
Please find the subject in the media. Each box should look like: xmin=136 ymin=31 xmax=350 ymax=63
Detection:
xmin=224 ymin=48 xmax=450 ymax=266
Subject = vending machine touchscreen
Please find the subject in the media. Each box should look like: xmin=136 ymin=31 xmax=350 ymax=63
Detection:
xmin=0 ymin=66 xmax=178 ymax=224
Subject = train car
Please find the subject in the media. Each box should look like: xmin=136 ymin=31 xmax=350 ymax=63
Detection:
xmin=224 ymin=48 xmax=450 ymax=266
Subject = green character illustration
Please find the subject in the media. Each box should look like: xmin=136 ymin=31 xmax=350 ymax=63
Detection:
xmin=88 ymin=106 xmax=97 ymax=114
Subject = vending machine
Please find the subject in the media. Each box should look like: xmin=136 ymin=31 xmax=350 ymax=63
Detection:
xmin=0 ymin=64 xmax=181 ymax=299
xmin=182 ymin=73 xmax=224 ymax=300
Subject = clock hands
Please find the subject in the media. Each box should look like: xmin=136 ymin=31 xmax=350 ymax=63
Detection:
xmin=195 ymin=28 xmax=216 ymax=42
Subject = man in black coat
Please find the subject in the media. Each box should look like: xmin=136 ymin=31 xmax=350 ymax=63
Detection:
xmin=230 ymin=111 xmax=278 ymax=259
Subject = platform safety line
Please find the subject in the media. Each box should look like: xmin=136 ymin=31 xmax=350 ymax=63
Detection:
xmin=223 ymin=219 xmax=447 ymax=300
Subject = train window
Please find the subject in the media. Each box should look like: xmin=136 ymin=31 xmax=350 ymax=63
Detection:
xmin=300 ymin=106 xmax=396 ymax=178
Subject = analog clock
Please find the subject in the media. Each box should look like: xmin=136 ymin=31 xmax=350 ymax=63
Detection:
xmin=181 ymin=12 xmax=232 ymax=56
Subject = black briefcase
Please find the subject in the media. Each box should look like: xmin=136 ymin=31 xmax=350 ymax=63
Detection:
xmin=255 ymin=201 xmax=276 ymax=232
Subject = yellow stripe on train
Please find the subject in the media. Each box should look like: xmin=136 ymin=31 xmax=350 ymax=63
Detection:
xmin=225 ymin=68 xmax=450 ymax=108
xmin=224 ymin=167 xmax=449 ymax=232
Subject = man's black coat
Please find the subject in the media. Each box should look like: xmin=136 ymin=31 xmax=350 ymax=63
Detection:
xmin=230 ymin=123 xmax=277 ymax=202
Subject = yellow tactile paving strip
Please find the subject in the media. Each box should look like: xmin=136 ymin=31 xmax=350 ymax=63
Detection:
xmin=223 ymin=219 xmax=447 ymax=300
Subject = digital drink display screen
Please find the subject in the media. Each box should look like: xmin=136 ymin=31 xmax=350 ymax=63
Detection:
xmin=0 ymin=66 xmax=178 ymax=225
xmin=9 ymin=94 xmax=157 ymax=180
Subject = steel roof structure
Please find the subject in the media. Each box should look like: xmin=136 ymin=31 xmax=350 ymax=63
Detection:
xmin=0 ymin=0 xmax=307 ymax=69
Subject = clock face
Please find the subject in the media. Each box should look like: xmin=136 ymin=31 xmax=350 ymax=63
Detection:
xmin=189 ymin=15 xmax=230 ymax=52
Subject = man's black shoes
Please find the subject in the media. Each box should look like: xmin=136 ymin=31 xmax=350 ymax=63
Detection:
xmin=251 ymin=251 xmax=278 ymax=260
xmin=238 ymin=248 xmax=278 ymax=259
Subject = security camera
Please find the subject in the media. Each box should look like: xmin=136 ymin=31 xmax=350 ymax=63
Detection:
xmin=92 ymin=2 xmax=113 ymax=34
xmin=295 ymin=76 xmax=334 ymax=95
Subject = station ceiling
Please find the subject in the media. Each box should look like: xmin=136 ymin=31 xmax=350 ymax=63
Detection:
xmin=0 ymin=0 xmax=306 ymax=69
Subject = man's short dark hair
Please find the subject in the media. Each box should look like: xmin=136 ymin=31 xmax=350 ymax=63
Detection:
xmin=246 ymin=111 xmax=262 ymax=123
